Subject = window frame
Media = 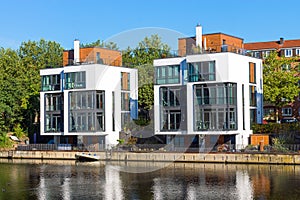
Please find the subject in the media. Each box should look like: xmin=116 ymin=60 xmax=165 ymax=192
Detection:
xmin=193 ymin=83 xmax=237 ymax=131
xmin=65 ymin=71 xmax=86 ymax=89
xmin=68 ymin=90 xmax=105 ymax=132
xmin=155 ymin=65 xmax=180 ymax=85
xmin=282 ymin=107 xmax=292 ymax=116
xmin=187 ymin=61 xmax=216 ymax=82
xmin=284 ymin=49 xmax=293 ymax=57
xmin=41 ymin=74 xmax=61 ymax=91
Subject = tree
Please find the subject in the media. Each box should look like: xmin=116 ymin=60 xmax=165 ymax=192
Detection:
xmin=0 ymin=39 xmax=63 ymax=144
xmin=80 ymin=39 xmax=119 ymax=50
xmin=18 ymin=39 xmax=63 ymax=136
xmin=0 ymin=48 xmax=26 ymax=135
xmin=122 ymin=34 xmax=171 ymax=112
xmin=263 ymin=51 xmax=300 ymax=120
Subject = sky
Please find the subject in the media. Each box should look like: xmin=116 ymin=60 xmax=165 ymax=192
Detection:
xmin=1 ymin=0 xmax=300 ymax=50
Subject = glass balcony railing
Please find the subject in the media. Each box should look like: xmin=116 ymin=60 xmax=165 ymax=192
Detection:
xmin=66 ymin=57 xmax=122 ymax=67
xmin=159 ymin=45 xmax=257 ymax=59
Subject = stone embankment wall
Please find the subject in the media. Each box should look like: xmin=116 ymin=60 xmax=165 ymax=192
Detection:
xmin=1 ymin=151 xmax=300 ymax=165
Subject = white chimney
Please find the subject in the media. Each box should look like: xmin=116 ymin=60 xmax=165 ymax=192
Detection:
xmin=196 ymin=24 xmax=202 ymax=50
xmin=74 ymin=39 xmax=80 ymax=64
xmin=203 ymin=37 xmax=207 ymax=51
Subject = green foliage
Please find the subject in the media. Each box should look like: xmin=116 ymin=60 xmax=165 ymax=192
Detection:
xmin=0 ymin=39 xmax=63 ymax=137
xmin=80 ymin=39 xmax=119 ymax=50
xmin=0 ymin=132 xmax=13 ymax=148
xmin=13 ymin=123 xmax=26 ymax=139
xmin=0 ymin=48 xmax=26 ymax=132
xmin=272 ymin=137 xmax=289 ymax=153
xmin=117 ymin=139 xmax=125 ymax=145
xmin=122 ymin=35 xmax=171 ymax=110
xmin=122 ymin=34 xmax=170 ymax=67
xmin=19 ymin=39 xmax=63 ymax=135
xmin=252 ymin=123 xmax=300 ymax=134
xmin=263 ymin=51 xmax=300 ymax=119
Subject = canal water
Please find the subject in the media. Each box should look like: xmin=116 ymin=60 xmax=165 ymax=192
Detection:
xmin=1 ymin=159 xmax=300 ymax=200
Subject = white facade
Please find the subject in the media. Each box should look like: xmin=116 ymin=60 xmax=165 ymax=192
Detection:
xmin=154 ymin=52 xmax=263 ymax=149
xmin=40 ymin=64 xmax=138 ymax=147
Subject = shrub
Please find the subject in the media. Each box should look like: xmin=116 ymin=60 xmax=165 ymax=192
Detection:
xmin=271 ymin=137 xmax=289 ymax=153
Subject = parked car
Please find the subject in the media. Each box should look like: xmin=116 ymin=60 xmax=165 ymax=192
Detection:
xmin=280 ymin=117 xmax=298 ymax=123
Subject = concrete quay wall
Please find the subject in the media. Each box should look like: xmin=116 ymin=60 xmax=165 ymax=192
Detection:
xmin=1 ymin=151 xmax=300 ymax=165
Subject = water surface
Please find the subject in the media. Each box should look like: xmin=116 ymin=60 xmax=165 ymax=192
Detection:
xmin=1 ymin=159 xmax=300 ymax=199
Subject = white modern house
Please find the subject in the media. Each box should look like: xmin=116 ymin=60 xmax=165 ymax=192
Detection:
xmin=40 ymin=42 xmax=138 ymax=149
xmin=153 ymin=52 xmax=263 ymax=150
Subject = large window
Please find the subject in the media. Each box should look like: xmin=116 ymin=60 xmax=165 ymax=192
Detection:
xmin=70 ymin=91 xmax=96 ymax=110
xmin=121 ymin=72 xmax=131 ymax=128
xmin=65 ymin=71 xmax=86 ymax=89
xmin=69 ymin=90 xmax=105 ymax=132
xmin=155 ymin=65 xmax=180 ymax=84
xmin=249 ymin=86 xmax=256 ymax=107
xmin=121 ymin=92 xmax=130 ymax=128
xmin=45 ymin=94 xmax=62 ymax=111
xmin=45 ymin=113 xmax=62 ymax=132
xmin=121 ymin=92 xmax=130 ymax=111
xmin=44 ymin=93 xmax=63 ymax=132
xmin=193 ymin=83 xmax=237 ymax=131
xmin=41 ymin=74 xmax=60 ymax=91
xmin=194 ymin=83 xmax=236 ymax=105
xmin=160 ymin=87 xmax=181 ymax=107
xmin=161 ymin=110 xmax=181 ymax=130
xmin=250 ymin=108 xmax=257 ymax=127
xmin=187 ymin=61 xmax=215 ymax=82
xmin=159 ymin=86 xmax=183 ymax=131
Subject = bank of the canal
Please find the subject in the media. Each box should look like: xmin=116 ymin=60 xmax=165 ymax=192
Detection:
xmin=1 ymin=150 xmax=300 ymax=165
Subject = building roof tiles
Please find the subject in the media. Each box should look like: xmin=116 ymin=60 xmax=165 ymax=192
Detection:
xmin=245 ymin=39 xmax=300 ymax=50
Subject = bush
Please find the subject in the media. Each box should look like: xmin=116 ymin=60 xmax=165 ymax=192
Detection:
xmin=252 ymin=123 xmax=300 ymax=135
xmin=271 ymin=137 xmax=289 ymax=153
xmin=13 ymin=123 xmax=27 ymax=140
xmin=0 ymin=132 xmax=13 ymax=148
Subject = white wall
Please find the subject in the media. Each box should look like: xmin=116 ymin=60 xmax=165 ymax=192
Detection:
xmin=153 ymin=53 xmax=263 ymax=148
xmin=40 ymin=64 xmax=138 ymax=146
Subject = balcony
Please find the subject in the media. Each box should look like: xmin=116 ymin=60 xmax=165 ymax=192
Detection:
xmin=161 ymin=45 xmax=257 ymax=59
xmin=66 ymin=57 xmax=122 ymax=67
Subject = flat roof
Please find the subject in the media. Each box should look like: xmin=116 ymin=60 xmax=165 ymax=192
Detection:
xmin=178 ymin=32 xmax=244 ymax=41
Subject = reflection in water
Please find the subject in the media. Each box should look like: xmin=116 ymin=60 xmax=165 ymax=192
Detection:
xmin=236 ymin=171 xmax=253 ymax=200
xmin=61 ymin=165 xmax=71 ymax=200
xmin=1 ymin=159 xmax=300 ymax=199
xmin=104 ymin=165 xmax=123 ymax=200
xmin=37 ymin=164 xmax=46 ymax=200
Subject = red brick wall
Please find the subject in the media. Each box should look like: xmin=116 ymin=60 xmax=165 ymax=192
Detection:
xmin=63 ymin=47 xmax=122 ymax=66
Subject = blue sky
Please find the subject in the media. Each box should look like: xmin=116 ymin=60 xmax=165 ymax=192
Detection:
xmin=1 ymin=0 xmax=300 ymax=50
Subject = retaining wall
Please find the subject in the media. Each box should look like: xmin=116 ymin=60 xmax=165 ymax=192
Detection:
xmin=1 ymin=151 xmax=300 ymax=165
